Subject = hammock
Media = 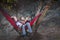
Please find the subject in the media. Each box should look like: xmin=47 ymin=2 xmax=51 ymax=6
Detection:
xmin=0 ymin=9 xmax=41 ymax=31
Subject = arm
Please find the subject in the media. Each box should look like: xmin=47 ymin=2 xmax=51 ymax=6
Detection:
xmin=11 ymin=16 xmax=18 ymax=22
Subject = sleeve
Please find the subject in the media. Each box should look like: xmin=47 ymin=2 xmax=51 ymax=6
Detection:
xmin=16 ymin=21 xmax=22 ymax=28
xmin=11 ymin=16 xmax=18 ymax=22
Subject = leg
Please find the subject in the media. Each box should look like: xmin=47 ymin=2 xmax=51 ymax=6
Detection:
xmin=22 ymin=25 xmax=26 ymax=36
xmin=26 ymin=22 xmax=32 ymax=33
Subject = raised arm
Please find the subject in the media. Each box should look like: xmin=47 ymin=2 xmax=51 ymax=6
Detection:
xmin=11 ymin=16 xmax=18 ymax=22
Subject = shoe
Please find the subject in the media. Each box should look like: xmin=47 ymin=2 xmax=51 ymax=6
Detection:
xmin=27 ymin=33 xmax=33 ymax=37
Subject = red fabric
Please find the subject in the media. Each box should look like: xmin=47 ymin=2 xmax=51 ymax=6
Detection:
xmin=30 ymin=14 xmax=41 ymax=26
xmin=0 ymin=9 xmax=41 ymax=30
xmin=0 ymin=10 xmax=18 ymax=30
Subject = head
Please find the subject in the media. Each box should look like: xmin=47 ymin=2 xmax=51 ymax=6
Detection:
xmin=26 ymin=15 xmax=31 ymax=18
xmin=20 ymin=16 xmax=25 ymax=21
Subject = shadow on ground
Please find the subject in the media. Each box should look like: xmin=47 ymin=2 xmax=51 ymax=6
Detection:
xmin=15 ymin=32 xmax=42 ymax=40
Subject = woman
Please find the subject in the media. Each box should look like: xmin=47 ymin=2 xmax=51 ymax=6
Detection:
xmin=11 ymin=16 xmax=23 ymax=28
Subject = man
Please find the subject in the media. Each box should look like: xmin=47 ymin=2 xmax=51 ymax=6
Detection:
xmin=22 ymin=16 xmax=32 ymax=36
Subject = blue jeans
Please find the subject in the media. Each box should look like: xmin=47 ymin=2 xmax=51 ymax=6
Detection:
xmin=22 ymin=22 xmax=32 ymax=35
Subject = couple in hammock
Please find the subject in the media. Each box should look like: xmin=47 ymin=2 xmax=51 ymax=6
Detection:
xmin=11 ymin=16 xmax=32 ymax=37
